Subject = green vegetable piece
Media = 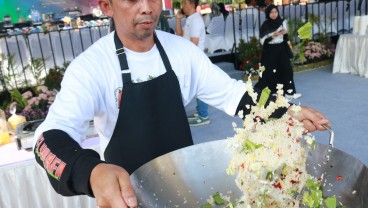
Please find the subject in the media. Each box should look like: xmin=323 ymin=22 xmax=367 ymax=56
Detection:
xmin=226 ymin=203 xmax=234 ymax=208
xmin=302 ymin=191 xmax=314 ymax=207
xmin=266 ymin=171 xmax=274 ymax=181
xmin=311 ymin=189 xmax=323 ymax=207
xmin=324 ymin=196 xmax=337 ymax=208
xmin=212 ymin=192 xmax=225 ymax=205
xmin=281 ymin=164 xmax=288 ymax=175
xmin=201 ymin=203 xmax=213 ymax=208
xmin=290 ymin=190 xmax=298 ymax=197
xmin=312 ymin=140 xmax=316 ymax=151
xmin=306 ymin=179 xmax=321 ymax=191
xmin=243 ymin=139 xmax=263 ymax=152
xmin=258 ymin=87 xmax=271 ymax=107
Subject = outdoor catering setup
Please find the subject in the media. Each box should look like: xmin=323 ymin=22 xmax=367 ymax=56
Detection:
xmin=130 ymin=82 xmax=368 ymax=208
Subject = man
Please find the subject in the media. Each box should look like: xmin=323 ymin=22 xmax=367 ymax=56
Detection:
xmin=175 ymin=0 xmax=210 ymax=126
xmin=33 ymin=0 xmax=330 ymax=207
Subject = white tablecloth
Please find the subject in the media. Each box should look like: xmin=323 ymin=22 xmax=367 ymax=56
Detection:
xmin=333 ymin=34 xmax=368 ymax=78
xmin=353 ymin=15 xmax=368 ymax=35
xmin=0 ymin=138 xmax=99 ymax=208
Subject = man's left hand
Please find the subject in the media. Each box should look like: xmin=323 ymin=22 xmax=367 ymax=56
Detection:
xmin=288 ymin=106 xmax=331 ymax=132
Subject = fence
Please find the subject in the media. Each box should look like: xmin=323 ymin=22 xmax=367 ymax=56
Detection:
xmin=0 ymin=0 xmax=367 ymax=92
xmin=0 ymin=25 xmax=109 ymax=91
xmin=237 ymin=0 xmax=368 ymax=42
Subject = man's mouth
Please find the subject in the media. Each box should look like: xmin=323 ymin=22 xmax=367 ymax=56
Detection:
xmin=138 ymin=20 xmax=154 ymax=29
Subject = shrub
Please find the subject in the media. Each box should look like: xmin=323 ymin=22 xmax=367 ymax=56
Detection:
xmin=237 ymin=38 xmax=262 ymax=76
xmin=4 ymin=86 xmax=56 ymax=121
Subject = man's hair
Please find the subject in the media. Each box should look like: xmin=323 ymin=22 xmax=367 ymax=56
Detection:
xmin=186 ymin=0 xmax=199 ymax=8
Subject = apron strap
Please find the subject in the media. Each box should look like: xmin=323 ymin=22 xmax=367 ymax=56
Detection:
xmin=114 ymin=32 xmax=174 ymax=85
xmin=153 ymin=34 xmax=174 ymax=73
xmin=114 ymin=32 xmax=132 ymax=84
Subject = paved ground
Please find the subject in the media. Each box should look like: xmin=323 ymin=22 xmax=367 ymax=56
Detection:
xmin=186 ymin=62 xmax=368 ymax=165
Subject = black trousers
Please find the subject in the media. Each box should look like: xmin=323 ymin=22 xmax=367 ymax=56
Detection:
xmin=255 ymin=42 xmax=296 ymax=95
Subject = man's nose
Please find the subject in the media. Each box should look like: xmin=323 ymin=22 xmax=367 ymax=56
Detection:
xmin=140 ymin=0 xmax=153 ymax=14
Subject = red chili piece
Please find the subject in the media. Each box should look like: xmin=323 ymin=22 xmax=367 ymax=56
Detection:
xmin=273 ymin=182 xmax=282 ymax=189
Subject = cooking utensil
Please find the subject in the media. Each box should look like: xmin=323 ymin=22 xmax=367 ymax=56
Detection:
xmin=130 ymin=127 xmax=368 ymax=207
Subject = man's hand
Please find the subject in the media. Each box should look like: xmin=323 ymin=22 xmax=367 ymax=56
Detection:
xmin=288 ymin=105 xmax=331 ymax=132
xmin=90 ymin=163 xmax=138 ymax=208
xmin=176 ymin=10 xmax=184 ymax=20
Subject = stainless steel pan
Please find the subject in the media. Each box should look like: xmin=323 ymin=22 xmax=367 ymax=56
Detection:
xmin=131 ymin=127 xmax=368 ymax=207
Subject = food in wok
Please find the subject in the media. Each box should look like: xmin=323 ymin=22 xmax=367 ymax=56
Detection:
xmin=131 ymin=81 xmax=368 ymax=208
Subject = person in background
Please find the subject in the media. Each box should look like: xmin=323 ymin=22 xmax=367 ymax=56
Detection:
xmin=218 ymin=3 xmax=229 ymax=21
xmin=204 ymin=2 xmax=222 ymax=28
xmin=33 ymin=0 xmax=328 ymax=207
xmin=176 ymin=0 xmax=210 ymax=126
xmin=255 ymin=4 xmax=301 ymax=99
xmin=257 ymin=0 xmax=273 ymax=10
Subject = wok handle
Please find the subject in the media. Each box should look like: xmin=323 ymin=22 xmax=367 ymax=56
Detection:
xmin=322 ymin=125 xmax=334 ymax=147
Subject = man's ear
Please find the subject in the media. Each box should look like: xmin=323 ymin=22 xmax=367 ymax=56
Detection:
xmin=99 ymin=0 xmax=114 ymax=17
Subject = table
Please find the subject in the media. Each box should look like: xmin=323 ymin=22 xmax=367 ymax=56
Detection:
xmin=352 ymin=15 xmax=368 ymax=35
xmin=0 ymin=138 xmax=99 ymax=208
xmin=332 ymin=34 xmax=368 ymax=78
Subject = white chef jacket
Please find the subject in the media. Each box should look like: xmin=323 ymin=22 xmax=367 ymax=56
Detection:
xmin=34 ymin=30 xmax=246 ymax=154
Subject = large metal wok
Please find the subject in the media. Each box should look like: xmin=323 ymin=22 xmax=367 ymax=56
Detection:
xmin=131 ymin=127 xmax=368 ymax=207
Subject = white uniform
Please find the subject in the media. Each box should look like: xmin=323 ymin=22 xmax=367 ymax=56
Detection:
xmin=34 ymin=30 xmax=246 ymax=154
xmin=182 ymin=12 xmax=206 ymax=51
xmin=260 ymin=20 xmax=288 ymax=45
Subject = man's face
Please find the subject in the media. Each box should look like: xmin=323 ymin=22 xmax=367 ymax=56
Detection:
xmin=182 ymin=0 xmax=193 ymax=15
xmin=104 ymin=0 xmax=162 ymax=40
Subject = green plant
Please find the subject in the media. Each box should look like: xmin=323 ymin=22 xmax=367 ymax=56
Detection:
xmin=4 ymin=86 xmax=56 ymax=121
xmin=291 ymin=39 xmax=335 ymax=66
xmin=2 ymin=54 xmax=22 ymax=90
xmin=25 ymin=57 xmax=46 ymax=86
xmin=237 ymin=38 xmax=262 ymax=76
xmin=44 ymin=61 xmax=69 ymax=91
xmin=9 ymin=89 xmax=28 ymax=110
xmin=287 ymin=18 xmax=304 ymax=45
xmin=307 ymin=14 xmax=329 ymax=43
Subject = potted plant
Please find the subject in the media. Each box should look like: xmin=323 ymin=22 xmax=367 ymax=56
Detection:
xmin=236 ymin=37 xmax=263 ymax=79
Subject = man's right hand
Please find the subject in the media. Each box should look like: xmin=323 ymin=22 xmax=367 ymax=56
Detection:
xmin=176 ymin=10 xmax=184 ymax=20
xmin=90 ymin=163 xmax=138 ymax=208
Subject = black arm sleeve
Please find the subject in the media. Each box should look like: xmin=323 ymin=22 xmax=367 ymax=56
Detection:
xmin=34 ymin=129 xmax=105 ymax=197
xmin=263 ymin=37 xmax=273 ymax=45
xmin=235 ymin=87 xmax=288 ymax=119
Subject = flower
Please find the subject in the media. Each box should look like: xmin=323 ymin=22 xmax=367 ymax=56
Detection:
xmin=22 ymin=91 xmax=33 ymax=99
xmin=5 ymin=86 xmax=56 ymax=121
xmin=304 ymin=41 xmax=334 ymax=62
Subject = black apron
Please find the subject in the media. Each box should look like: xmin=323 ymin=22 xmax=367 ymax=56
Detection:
xmin=104 ymin=32 xmax=193 ymax=174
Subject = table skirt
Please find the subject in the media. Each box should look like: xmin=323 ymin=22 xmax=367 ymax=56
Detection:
xmin=333 ymin=34 xmax=368 ymax=78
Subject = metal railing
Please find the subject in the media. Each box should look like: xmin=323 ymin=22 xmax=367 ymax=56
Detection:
xmin=0 ymin=25 xmax=109 ymax=91
xmin=238 ymin=0 xmax=367 ymax=42
xmin=1 ymin=0 xmax=367 ymax=92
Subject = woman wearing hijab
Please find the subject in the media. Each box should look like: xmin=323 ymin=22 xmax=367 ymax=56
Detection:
xmin=254 ymin=4 xmax=301 ymax=99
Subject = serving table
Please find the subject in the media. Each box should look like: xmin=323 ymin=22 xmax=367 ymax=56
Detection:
xmin=0 ymin=138 xmax=99 ymax=208
xmin=332 ymin=34 xmax=368 ymax=78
